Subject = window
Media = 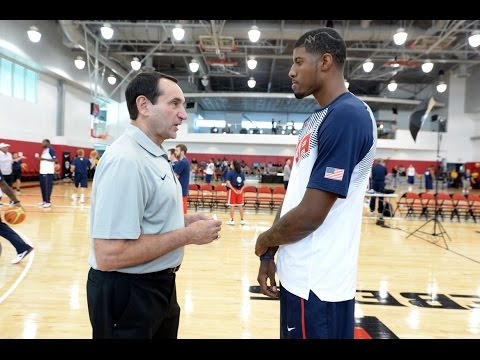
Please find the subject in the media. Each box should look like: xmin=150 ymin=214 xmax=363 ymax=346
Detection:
xmin=0 ymin=57 xmax=38 ymax=103
xmin=0 ymin=58 xmax=13 ymax=96
xmin=13 ymin=63 xmax=25 ymax=100
xmin=25 ymin=69 xmax=37 ymax=103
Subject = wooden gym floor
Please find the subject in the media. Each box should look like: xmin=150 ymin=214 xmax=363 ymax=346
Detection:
xmin=0 ymin=181 xmax=479 ymax=339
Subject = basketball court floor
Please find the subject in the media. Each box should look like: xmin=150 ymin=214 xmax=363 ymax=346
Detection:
xmin=0 ymin=181 xmax=479 ymax=339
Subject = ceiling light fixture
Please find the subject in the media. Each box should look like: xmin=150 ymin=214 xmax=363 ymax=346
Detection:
xmin=393 ymin=28 xmax=408 ymax=45
xmin=131 ymin=57 xmax=141 ymax=71
xmin=107 ymin=74 xmax=117 ymax=85
xmin=189 ymin=59 xmax=200 ymax=73
xmin=74 ymin=56 xmax=86 ymax=70
xmin=172 ymin=24 xmax=185 ymax=41
xmin=362 ymin=59 xmax=374 ymax=73
xmin=247 ymin=77 xmax=256 ymax=88
xmin=468 ymin=30 xmax=480 ymax=47
xmin=247 ymin=57 xmax=257 ymax=70
xmin=436 ymin=81 xmax=447 ymax=93
xmin=387 ymin=80 xmax=398 ymax=92
xmin=248 ymin=25 xmax=261 ymax=43
xmin=27 ymin=26 xmax=41 ymax=43
xmin=100 ymin=23 xmax=114 ymax=40
xmin=421 ymin=60 xmax=434 ymax=73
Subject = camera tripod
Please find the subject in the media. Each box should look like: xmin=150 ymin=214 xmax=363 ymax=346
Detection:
xmin=406 ymin=124 xmax=451 ymax=249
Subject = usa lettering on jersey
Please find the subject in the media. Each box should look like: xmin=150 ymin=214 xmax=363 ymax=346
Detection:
xmin=295 ymin=132 xmax=312 ymax=163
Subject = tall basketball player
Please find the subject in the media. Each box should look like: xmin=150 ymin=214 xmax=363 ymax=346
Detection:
xmin=254 ymin=27 xmax=377 ymax=339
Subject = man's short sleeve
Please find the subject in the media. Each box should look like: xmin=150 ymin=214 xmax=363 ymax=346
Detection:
xmin=48 ymin=147 xmax=57 ymax=159
xmin=91 ymin=157 xmax=146 ymax=239
xmin=307 ymin=108 xmax=372 ymax=198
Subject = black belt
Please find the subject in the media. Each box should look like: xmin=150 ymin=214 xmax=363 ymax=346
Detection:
xmin=159 ymin=265 xmax=181 ymax=274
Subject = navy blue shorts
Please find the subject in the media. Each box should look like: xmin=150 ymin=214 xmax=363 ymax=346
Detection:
xmin=74 ymin=174 xmax=88 ymax=188
xmin=280 ymin=286 xmax=355 ymax=339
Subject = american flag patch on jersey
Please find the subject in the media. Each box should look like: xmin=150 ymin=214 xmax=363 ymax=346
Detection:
xmin=324 ymin=167 xmax=344 ymax=181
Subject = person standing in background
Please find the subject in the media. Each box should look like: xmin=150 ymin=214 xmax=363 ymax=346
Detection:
xmin=0 ymin=143 xmax=13 ymax=187
xmin=407 ymin=164 xmax=416 ymax=192
xmin=168 ymin=148 xmax=178 ymax=166
xmin=173 ymin=144 xmax=190 ymax=214
xmin=11 ymin=152 xmax=26 ymax=194
xmin=88 ymin=150 xmax=99 ymax=180
xmin=283 ymin=159 xmax=291 ymax=190
xmin=70 ymin=149 xmax=91 ymax=203
xmin=226 ymin=160 xmax=246 ymax=225
xmin=36 ymin=139 xmax=58 ymax=208
xmin=205 ymin=158 xmax=215 ymax=184
xmin=369 ymin=158 xmax=388 ymax=214
xmin=424 ymin=165 xmax=434 ymax=193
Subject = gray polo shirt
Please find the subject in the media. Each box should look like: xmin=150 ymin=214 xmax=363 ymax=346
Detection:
xmin=88 ymin=124 xmax=184 ymax=274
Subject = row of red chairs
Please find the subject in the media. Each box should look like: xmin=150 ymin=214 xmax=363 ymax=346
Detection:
xmin=394 ymin=192 xmax=480 ymax=222
xmin=187 ymin=184 xmax=286 ymax=212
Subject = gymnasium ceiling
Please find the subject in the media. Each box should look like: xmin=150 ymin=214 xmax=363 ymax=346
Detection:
xmin=59 ymin=20 xmax=480 ymax=113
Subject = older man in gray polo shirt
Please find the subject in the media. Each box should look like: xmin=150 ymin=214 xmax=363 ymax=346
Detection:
xmin=87 ymin=71 xmax=222 ymax=339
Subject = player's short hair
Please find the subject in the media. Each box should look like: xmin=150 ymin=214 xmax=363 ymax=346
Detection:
xmin=294 ymin=27 xmax=346 ymax=65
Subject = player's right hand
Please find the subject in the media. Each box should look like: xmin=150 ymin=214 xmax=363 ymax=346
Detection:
xmin=186 ymin=219 xmax=222 ymax=245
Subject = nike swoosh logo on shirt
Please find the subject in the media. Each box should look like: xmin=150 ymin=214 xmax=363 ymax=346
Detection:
xmin=160 ymin=174 xmax=167 ymax=180
xmin=287 ymin=326 xmax=295 ymax=332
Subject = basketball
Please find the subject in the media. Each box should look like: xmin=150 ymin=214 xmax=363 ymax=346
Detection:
xmin=21 ymin=163 xmax=28 ymax=171
xmin=4 ymin=207 xmax=26 ymax=225
xmin=54 ymin=164 xmax=61 ymax=172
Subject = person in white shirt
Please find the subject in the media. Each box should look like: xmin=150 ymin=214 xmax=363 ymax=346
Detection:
xmin=254 ymin=27 xmax=376 ymax=339
xmin=36 ymin=139 xmax=58 ymax=208
xmin=407 ymin=164 xmax=416 ymax=192
xmin=205 ymin=158 xmax=215 ymax=184
xmin=0 ymin=143 xmax=14 ymax=186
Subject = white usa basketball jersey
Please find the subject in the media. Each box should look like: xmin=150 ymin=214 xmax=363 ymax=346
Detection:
xmin=277 ymin=92 xmax=377 ymax=301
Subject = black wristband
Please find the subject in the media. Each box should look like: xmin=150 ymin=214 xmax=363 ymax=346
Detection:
xmin=260 ymin=254 xmax=274 ymax=261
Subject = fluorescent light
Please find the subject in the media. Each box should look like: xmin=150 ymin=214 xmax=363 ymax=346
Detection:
xmin=387 ymin=80 xmax=397 ymax=92
xmin=422 ymin=60 xmax=434 ymax=73
xmin=100 ymin=23 xmax=114 ymax=40
xmin=107 ymin=74 xmax=116 ymax=85
xmin=247 ymin=57 xmax=257 ymax=70
xmin=436 ymin=81 xmax=447 ymax=93
xmin=74 ymin=56 xmax=86 ymax=70
xmin=27 ymin=26 xmax=41 ymax=43
xmin=468 ymin=30 xmax=480 ymax=47
xmin=393 ymin=28 xmax=408 ymax=45
xmin=189 ymin=59 xmax=199 ymax=73
xmin=131 ymin=57 xmax=141 ymax=71
xmin=247 ymin=77 xmax=256 ymax=88
xmin=248 ymin=25 xmax=261 ymax=42
xmin=172 ymin=24 xmax=185 ymax=41
xmin=363 ymin=59 xmax=374 ymax=73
